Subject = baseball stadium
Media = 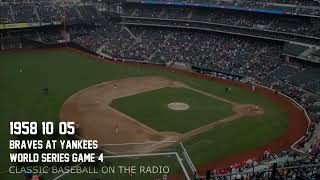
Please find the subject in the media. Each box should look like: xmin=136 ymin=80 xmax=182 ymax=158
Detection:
xmin=0 ymin=0 xmax=320 ymax=180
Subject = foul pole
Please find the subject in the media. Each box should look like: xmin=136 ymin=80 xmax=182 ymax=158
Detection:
xmin=63 ymin=0 xmax=68 ymax=48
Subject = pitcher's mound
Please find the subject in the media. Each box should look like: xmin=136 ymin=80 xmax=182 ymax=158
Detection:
xmin=168 ymin=102 xmax=190 ymax=111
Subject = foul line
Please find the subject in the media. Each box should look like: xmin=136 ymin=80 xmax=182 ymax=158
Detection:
xmin=180 ymin=143 xmax=197 ymax=173
xmin=50 ymin=162 xmax=83 ymax=180
xmin=99 ymin=140 xmax=177 ymax=146
xmin=100 ymin=152 xmax=191 ymax=180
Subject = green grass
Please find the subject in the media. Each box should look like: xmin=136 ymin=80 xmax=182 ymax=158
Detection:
xmin=54 ymin=155 xmax=187 ymax=180
xmin=111 ymin=87 xmax=233 ymax=133
xmin=185 ymin=116 xmax=288 ymax=166
xmin=0 ymin=49 xmax=288 ymax=179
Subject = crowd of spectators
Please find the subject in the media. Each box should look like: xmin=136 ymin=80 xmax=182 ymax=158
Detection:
xmin=243 ymin=0 xmax=320 ymax=17
xmin=68 ymin=23 xmax=318 ymax=83
xmin=206 ymin=142 xmax=320 ymax=179
xmin=1 ymin=0 xmax=319 ymax=47
xmin=72 ymin=25 xmax=283 ymax=79
xmin=153 ymin=0 xmax=320 ymax=7
xmin=122 ymin=4 xmax=320 ymax=38
xmin=122 ymin=18 xmax=320 ymax=46
xmin=260 ymin=64 xmax=320 ymax=124
xmin=72 ymin=25 xmax=115 ymax=52
xmin=139 ymin=0 xmax=320 ymax=16
xmin=0 ymin=0 xmax=319 ymax=25
xmin=0 ymin=2 xmax=99 ymax=23
xmin=0 ymin=5 xmax=14 ymax=23
xmin=0 ymin=27 xmax=65 ymax=47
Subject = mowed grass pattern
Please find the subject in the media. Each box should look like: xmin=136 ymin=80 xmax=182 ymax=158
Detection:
xmin=0 ymin=50 xmax=287 ymax=179
xmin=111 ymin=88 xmax=233 ymax=133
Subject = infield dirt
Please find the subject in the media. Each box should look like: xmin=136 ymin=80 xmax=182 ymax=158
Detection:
xmin=60 ymin=76 xmax=263 ymax=154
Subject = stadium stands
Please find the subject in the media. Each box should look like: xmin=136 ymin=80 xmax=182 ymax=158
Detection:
xmin=127 ymin=0 xmax=320 ymax=17
xmin=0 ymin=2 xmax=100 ymax=24
xmin=11 ymin=4 xmax=38 ymax=23
xmin=122 ymin=4 xmax=320 ymax=38
xmin=288 ymin=68 xmax=320 ymax=95
xmin=0 ymin=5 xmax=14 ymax=23
xmin=1 ymin=2 xmax=319 ymax=179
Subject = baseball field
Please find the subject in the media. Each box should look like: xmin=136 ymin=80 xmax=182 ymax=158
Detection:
xmin=0 ymin=48 xmax=308 ymax=179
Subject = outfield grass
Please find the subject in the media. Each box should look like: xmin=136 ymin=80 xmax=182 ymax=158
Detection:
xmin=0 ymin=50 xmax=288 ymax=179
xmin=111 ymin=87 xmax=233 ymax=133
